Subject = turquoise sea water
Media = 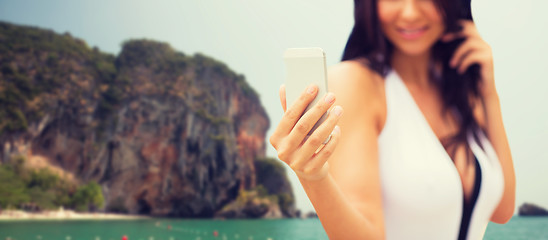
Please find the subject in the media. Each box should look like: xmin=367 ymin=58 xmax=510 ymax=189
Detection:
xmin=0 ymin=217 xmax=546 ymax=240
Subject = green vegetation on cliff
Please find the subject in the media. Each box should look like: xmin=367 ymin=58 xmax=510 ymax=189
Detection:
xmin=192 ymin=53 xmax=257 ymax=98
xmin=0 ymin=21 xmax=117 ymax=135
xmin=0 ymin=156 xmax=104 ymax=211
xmin=117 ymin=39 xmax=190 ymax=73
xmin=72 ymin=181 xmax=104 ymax=212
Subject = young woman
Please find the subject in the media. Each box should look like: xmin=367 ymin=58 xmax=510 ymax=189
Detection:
xmin=269 ymin=0 xmax=515 ymax=239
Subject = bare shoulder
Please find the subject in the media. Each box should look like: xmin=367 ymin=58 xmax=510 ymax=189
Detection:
xmin=327 ymin=60 xmax=386 ymax=134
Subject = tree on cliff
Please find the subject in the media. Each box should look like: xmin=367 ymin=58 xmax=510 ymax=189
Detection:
xmin=72 ymin=181 xmax=104 ymax=212
xmin=0 ymin=156 xmax=105 ymax=211
xmin=0 ymin=163 xmax=30 ymax=208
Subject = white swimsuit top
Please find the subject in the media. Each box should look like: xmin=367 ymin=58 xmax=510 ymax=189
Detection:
xmin=378 ymin=70 xmax=504 ymax=240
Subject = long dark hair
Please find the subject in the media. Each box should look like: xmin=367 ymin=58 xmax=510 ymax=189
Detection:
xmin=342 ymin=0 xmax=483 ymax=162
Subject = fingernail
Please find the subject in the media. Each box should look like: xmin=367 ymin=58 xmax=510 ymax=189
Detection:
xmin=332 ymin=106 xmax=343 ymax=116
xmin=334 ymin=125 xmax=341 ymax=134
xmin=307 ymin=85 xmax=316 ymax=95
xmin=324 ymin=93 xmax=335 ymax=104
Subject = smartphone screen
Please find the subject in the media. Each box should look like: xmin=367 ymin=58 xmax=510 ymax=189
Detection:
xmin=283 ymin=47 xmax=329 ymax=136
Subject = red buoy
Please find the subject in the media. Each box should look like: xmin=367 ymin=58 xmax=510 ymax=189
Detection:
xmin=213 ymin=230 xmax=219 ymax=237
xmin=121 ymin=235 xmax=128 ymax=240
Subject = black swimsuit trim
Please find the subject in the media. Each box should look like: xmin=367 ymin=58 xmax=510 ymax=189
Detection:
xmin=458 ymin=156 xmax=482 ymax=240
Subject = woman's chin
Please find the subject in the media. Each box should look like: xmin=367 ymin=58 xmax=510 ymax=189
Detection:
xmin=396 ymin=46 xmax=431 ymax=57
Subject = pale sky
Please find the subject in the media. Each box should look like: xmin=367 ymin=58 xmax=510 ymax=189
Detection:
xmin=1 ymin=0 xmax=547 ymax=215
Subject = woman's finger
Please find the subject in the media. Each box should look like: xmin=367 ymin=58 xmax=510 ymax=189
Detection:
xmin=450 ymin=39 xmax=478 ymax=68
xmin=279 ymin=84 xmax=287 ymax=112
xmin=277 ymin=95 xmax=336 ymax=163
xmin=304 ymin=125 xmax=341 ymax=172
xmin=456 ymin=52 xmax=485 ymax=74
xmin=291 ymin=92 xmax=336 ymax=136
xmin=289 ymin=105 xmax=343 ymax=170
xmin=271 ymin=84 xmax=317 ymax=149
xmin=458 ymin=20 xmax=477 ymax=32
xmin=441 ymin=20 xmax=477 ymax=42
xmin=271 ymin=84 xmax=318 ymax=139
xmin=441 ymin=32 xmax=465 ymax=42
xmin=295 ymin=125 xmax=341 ymax=181
xmin=281 ymin=92 xmax=336 ymax=158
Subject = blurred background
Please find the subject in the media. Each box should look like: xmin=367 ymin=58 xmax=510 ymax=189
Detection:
xmin=0 ymin=0 xmax=547 ymax=239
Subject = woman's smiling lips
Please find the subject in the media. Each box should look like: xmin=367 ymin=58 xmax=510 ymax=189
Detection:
xmin=396 ymin=26 xmax=429 ymax=40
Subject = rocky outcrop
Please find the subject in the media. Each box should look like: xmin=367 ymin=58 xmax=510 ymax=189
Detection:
xmin=305 ymin=212 xmax=318 ymax=218
xmin=0 ymin=21 xmax=296 ymax=218
xmin=214 ymin=188 xmax=282 ymax=219
xmin=254 ymin=157 xmax=297 ymax=217
xmin=519 ymin=203 xmax=548 ymax=216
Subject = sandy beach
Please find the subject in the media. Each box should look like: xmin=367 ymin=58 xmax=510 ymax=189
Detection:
xmin=0 ymin=209 xmax=150 ymax=220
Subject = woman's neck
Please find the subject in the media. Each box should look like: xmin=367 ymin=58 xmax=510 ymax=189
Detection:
xmin=391 ymin=49 xmax=432 ymax=89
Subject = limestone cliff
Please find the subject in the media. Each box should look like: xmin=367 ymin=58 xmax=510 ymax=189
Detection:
xmin=0 ymin=21 xmax=296 ymax=218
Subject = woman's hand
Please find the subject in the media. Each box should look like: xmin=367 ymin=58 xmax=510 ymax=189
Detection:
xmin=442 ymin=20 xmax=497 ymax=98
xmin=269 ymin=84 xmax=343 ymax=181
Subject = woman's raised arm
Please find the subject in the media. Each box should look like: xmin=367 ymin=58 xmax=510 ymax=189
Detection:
xmin=444 ymin=20 xmax=516 ymax=223
xmin=270 ymin=61 xmax=387 ymax=239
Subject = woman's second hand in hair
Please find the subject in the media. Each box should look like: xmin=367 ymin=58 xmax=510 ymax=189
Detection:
xmin=442 ymin=20 xmax=496 ymax=98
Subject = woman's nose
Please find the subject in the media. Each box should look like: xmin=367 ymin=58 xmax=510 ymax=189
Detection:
xmin=400 ymin=0 xmax=421 ymax=22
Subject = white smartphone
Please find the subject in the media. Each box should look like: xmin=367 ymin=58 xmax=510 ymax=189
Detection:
xmin=283 ymin=47 xmax=329 ymax=136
